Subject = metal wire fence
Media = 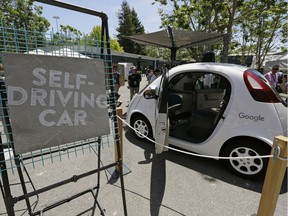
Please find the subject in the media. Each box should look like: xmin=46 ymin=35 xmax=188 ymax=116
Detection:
xmin=0 ymin=20 xmax=119 ymax=173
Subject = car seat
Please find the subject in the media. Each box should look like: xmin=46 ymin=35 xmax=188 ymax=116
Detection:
xmin=187 ymin=78 xmax=231 ymax=140
xmin=168 ymin=93 xmax=183 ymax=125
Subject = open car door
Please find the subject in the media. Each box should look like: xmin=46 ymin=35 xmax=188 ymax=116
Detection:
xmin=155 ymin=69 xmax=169 ymax=154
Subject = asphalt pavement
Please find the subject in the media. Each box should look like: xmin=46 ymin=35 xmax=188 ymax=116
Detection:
xmin=0 ymin=77 xmax=287 ymax=216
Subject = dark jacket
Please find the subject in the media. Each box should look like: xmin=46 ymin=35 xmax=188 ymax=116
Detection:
xmin=128 ymin=73 xmax=141 ymax=87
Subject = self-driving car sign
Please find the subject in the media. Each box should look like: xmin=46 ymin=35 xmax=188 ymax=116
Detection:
xmin=3 ymin=53 xmax=109 ymax=154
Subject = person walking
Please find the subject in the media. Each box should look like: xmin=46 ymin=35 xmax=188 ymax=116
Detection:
xmin=127 ymin=66 xmax=141 ymax=105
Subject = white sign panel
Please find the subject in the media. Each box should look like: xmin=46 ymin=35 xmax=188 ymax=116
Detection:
xmin=2 ymin=53 xmax=109 ymax=154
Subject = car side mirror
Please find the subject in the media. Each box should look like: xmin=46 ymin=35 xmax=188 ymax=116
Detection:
xmin=144 ymin=89 xmax=156 ymax=99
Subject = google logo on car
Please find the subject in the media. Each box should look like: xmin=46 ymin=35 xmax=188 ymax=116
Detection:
xmin=238 ymin=112 xmax=265 ymax=122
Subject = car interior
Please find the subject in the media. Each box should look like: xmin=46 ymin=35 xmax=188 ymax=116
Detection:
xmin=167 ymin=72 xmax=231 ymax=143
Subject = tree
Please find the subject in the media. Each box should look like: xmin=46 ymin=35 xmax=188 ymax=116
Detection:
xmin=0 ymin=0 xmax=50 ymax=51
xmin=60 ymin=25 xmax=82 ymax=37
xmin=0 ymin=0 xmax=49 ymax=32
xmin=238 ymin=0 xmax=287 ymax=70
xmin=89 ymin=25 xmax=124 ymax=52
xmin=48 ymin=24 xmax=83 ymax=45
xmin=153 ymin=0 xmax=287 ymax=66
xmin=116 ymin=1 xmax=145 ymax=54
xmin=110 ymin=39 xmax=124 ymax=52
xmin=221 ymin=0 xmax=238 ymax=63
xmin=130 ymin=8 xmax=145 ymax=54
xmin=280 ymin=21 xmax=287 ymax=52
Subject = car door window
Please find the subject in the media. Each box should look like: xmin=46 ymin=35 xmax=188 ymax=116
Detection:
xmin=168 ymin=71 xmax=231 ymax=143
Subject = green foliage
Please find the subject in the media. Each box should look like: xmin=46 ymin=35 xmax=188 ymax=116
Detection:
xmin=110 ymin=39 xmax=124 ymax=52
xmin=60 ymin=25 xmax=82 ymax=37
xmin=89 ymin=25 xmax=102 ymax=40
xmin=116 ymin=1 xmax=146 ymax=55
xmin=0 ymin=0 xmax=50 ymax=32
xmin=87 ymin=25 xmax=124 ymax=52
xmin=153 ymin=0 xmax=287 ymax=66
xmin=145 ymin=46 xmax=170 ymax=60
xmin=237 ymin=0 xmax=287 ymax=69
xmin=280 ymin=19 xmax=287 ymax=52
xmin=0 ymin=0 xmax=50 ymax=51
xmin=47 ymin=25 xmax=83 ymax=46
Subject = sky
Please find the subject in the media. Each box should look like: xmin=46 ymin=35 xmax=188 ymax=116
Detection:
xmin=34 ymin=0 xmax=163 ymax=38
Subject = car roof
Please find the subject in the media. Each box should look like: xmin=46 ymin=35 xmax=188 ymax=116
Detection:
xmin=169 ymin=62 xmax=249 ymax=75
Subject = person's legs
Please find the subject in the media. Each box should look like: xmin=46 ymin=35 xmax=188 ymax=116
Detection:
xmin=127 ymin=87 xmax=135 ymax=107
xmin=135 ymin=87 xmax=139 ymax=94
xmin=115 ymin=84 xmax=120 ymax=93
xmin=130 ymin=87 xmax=134 ymax=101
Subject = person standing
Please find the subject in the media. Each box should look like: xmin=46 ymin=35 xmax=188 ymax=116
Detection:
xmin=264 ymin=65 xmax=279 ymax=88
xmin=112 ymin=65 xmax=122 ymax=106
xmin=149 ymin=68 xmax=160 ymax=83
xmin=127 ymin=66 xmax=141 ymax=101
xmin=203 ymin=73 xmax=214 ymax=88
xmin=147 ymin=69 xmax=154 ymax=83
xmin=279 ymin=74 xmax=288 ymax=94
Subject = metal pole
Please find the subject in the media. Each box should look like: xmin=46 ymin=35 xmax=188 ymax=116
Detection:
xmin=53 ymin=16 xmax=59 ymax=32
xmin=0 ymin=137 xmax=15 ymax=216
xmin=167 ymin=26 xmax=177 ymax=66
xmin=102 ymin=17 xmax=128 ymax=215
xmin=115 ymin=108 xmax=123 ymax=172
xmin=0 ymin=77 xmax=15 ymax=216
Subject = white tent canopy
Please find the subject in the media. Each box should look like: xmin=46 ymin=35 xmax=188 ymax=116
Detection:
xmin=264 ymin=53 xmax=288 ymax=73
xmin=250 ymin=53 xmax=283 ymax=70
xmin=50 ymin=48 xmax=88 ymax=58
xmin=123 ymin=27 xmax=225 ymax=61
xmin=25 ymin=49 xmax=47 ymax=55
xmin=25 ymin=48 xmax=89 ymax=58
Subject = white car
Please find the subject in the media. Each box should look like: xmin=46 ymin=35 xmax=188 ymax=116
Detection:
xmin=126 ymin=63 xmax=287 ymax=179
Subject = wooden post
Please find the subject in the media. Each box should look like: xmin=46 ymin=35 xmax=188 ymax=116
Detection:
xmin=115 ymin=108 xmax=123 ymax=171
xmin=257 ymin=135 xmax=288 ymax=216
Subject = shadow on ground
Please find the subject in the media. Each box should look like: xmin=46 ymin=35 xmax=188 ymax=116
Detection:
xmin=124 ymin=125 xmax=287 ymax=195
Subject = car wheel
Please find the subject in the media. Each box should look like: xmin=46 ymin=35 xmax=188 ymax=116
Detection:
xmin=222 ymin=140 xmax=270 ymax=179
xmin=131 ymin=115 xmax=153 ymax=141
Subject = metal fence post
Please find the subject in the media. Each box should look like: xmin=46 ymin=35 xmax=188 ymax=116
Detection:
xmin=257 ymin=135 xmax=287 ymax=216
xmin=115 ymin=108 xmax=123 ymax=172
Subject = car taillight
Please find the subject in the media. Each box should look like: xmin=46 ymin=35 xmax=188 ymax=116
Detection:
xmin=243 ymin=70 xmax=281 ymax=103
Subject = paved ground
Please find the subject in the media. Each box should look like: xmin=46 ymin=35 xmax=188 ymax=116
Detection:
xmin=0 ymin=78 xmax=287 ymax=216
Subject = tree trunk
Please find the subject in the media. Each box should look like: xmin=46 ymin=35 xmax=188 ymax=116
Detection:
xmin=222 ymin=0 xmax=237 ymax=63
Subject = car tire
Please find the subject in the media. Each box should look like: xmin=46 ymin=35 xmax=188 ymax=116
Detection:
xmin=222 ymin=140 xmax=270 ymax=179
xmin=131 ymin=115 xmax=153 ymax=141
